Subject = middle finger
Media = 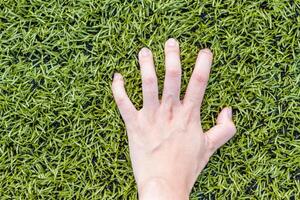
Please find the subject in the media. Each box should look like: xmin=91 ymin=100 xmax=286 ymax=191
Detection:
xmin=162 ymin=38 xmax=182 ymax=104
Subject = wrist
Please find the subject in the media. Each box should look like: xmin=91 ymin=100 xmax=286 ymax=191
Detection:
xmin=138 ymin=178 xmax=189 ymax=200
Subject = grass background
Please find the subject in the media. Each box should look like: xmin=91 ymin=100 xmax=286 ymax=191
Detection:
xmin=0 ymin=0 xmax=299 ymax=199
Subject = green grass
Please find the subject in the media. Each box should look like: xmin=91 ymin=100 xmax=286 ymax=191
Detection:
xmin=0 ymin=0 xmax=299 ymax=199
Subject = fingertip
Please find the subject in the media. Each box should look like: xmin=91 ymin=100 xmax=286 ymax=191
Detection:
xmin=221 ymin=107 xmax=237 ymax=135
xmin=112 ymin=73 xmax=124 ymax=90
xmin=217 ymin=107 xmax=234 ymax=124
xmin=165 ymin=38 xmax=178 ymax=48
xmin=200 ymin=48 xmax=212 ymax=55
xmin=227 ymin=107 xmax=232 ymax=119
xmin=198 ymin=48 xmax=213 ymax=61
xmin=113 ymin=72 xmax=122 ymax=80
xmin=139 ymin=47 xmax=151 ymax=57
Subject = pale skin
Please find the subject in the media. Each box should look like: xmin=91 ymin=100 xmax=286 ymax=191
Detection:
xmin=111 ymin=38 xmax=237 ymax=200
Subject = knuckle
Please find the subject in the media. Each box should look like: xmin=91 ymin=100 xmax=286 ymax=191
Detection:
xmin=175 ymin=118 xmax=189 ymax=132
xmin=115 ymin=96 xmax=126 ymax=106
xmin=194 ymin=73 xmax=208 ymax=84
xmin=178 ymin=125 xmax=188 ymax=133
xmin=182 ymin=103 xmax=197 ymax=123
xmin=143 ymin=76 xmax=156 ymax=85
xmin=167 ymin=67 xmax=181 ymax=77
xmin=185 ymin=95 xmax=199 ymax=105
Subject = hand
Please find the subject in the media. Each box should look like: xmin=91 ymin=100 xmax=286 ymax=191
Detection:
xmin=112 ymin=38 xmax=236 ymax=200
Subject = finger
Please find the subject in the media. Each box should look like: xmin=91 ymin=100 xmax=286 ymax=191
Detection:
xmin=112 ymin=73 xmax=137 ymax=123
xmin=160 ymin=95 xmax=173 ymax=121
xmin=184 ymin=48 xmax=213 ymax=108
xmin=205 ymin=107 xmax=237 ymax=153
xmin=162 ymin=38 xmax=182 ymax=103
xmin=138 ymin=47 xmax=159 ymax=109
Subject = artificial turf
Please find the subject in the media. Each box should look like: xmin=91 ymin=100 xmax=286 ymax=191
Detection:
xmin=0 ymin=0 xmax=299 ymax=199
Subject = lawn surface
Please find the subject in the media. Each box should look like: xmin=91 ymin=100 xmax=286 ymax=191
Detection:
xmin=0 ymin=0 xmax=299 ymax=199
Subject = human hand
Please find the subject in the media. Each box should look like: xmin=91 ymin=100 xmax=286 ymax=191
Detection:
xmin=112 ymin=38 xmax=236 ymax=200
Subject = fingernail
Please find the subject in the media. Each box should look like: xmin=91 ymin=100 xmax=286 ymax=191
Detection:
xmin=227 ymin=107 xmax=232 ymax=118
xmin=201 ymin=48 xmax=212 ymax=54
xmin=140 ymin=47 xmax=150 ymax=56
xmin=113 ymin=73 xmax=121 ymax=79
xmin=166 ymin=38 xmax=177 ymax=47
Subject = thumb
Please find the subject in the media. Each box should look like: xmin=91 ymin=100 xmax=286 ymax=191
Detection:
xmin=205 ymin=107 xmax=237 ymax=153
